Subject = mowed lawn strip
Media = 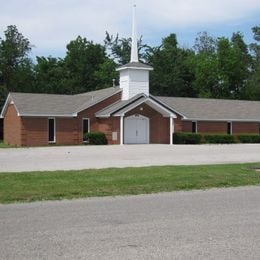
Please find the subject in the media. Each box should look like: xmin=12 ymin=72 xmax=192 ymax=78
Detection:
xmin=0 ymin=163 xmax=260 ymax=204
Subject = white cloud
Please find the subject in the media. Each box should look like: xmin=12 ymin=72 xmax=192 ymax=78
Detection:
xmin=0 ymin=0 xmax=259 ymax=56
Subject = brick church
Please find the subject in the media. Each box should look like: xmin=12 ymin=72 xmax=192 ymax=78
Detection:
xmin=1 ymin=8 xmax=260 ymax=146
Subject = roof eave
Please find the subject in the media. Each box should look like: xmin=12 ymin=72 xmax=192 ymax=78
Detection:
xmin=182 ymin=118 xmax=260 ymax=122
xmin=19 ymin=113 xmax=77 ymax=118
xmin=116 ymin=66 xmax=153 ymax=72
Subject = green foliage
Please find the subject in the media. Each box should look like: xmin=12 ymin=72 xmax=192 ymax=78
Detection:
xmin=1 ymin=24 xmax=260 ymax=113
xmin=148 ymin=34 xmax=196 ymax=97
xmin=173 ymin=132 xmax=202 ymax=144
xmin=203 ymin=134 xmax=235 ymax=144
xmin=0 ymin=25 xmax=34 ymax=99
xmin=237 ymin=135 xmax=260 ymax=143
xmin=173 ymin=132 xmax=236 ymax=145
xmin=84 ymin=132 xmax=107 ymax=145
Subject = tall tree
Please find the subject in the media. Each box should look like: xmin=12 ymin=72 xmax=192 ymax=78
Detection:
xmin=148 ymin=33 xmax=196 ymax=97
xmin=191 ymin=32 xmax=218 ymax=97
xmin=34 ymin=56 xmax=71 ymax=94
xmin=104 ymin=32 xmax=148 ymax=65
xmin=64 ymin=36 xmax=112 ymax=93
xmin=0 ymin=25 xmax=33 ymax=92
xmin=0 ymin=25 xmax=34 ymax=109
xmin=244 ymin=26 xmax=260 ymax=100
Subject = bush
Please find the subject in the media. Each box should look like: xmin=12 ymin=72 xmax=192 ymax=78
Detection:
xmin=173 ymin=133 xmax=202 ymax=144
xmin=203 ymin=134 xmax=235 ymax=144
xmin=237 ymin=135 xmax=260 ymax=143
xmin=84 ymin=132 xmax=107 ymax=145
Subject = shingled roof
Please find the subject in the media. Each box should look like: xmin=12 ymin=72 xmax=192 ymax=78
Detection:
xmin=1 ymin=87 xmax=121 ymax=117
xmin=1 ymin=87 xmax=260 ymax=122
xmin=155 ymin=96 xmax=260 ymax=121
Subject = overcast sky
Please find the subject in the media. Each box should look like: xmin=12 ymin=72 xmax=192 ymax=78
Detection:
xmin=1 ymin=0 xmax=259 ymax=58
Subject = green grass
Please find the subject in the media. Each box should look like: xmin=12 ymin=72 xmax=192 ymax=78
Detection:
xmin=0 ymin=163 xmax=259 ymax=204
xmin=0 ymin=140 xmax=11 ymax=148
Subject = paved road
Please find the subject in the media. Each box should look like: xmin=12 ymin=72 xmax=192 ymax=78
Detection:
xmin=0 ymin=144 xmax=260 ymax=172
xmin=0 ymin=186 xmax=259 ymax=259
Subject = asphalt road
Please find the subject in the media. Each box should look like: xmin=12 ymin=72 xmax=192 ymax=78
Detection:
xmin=0 ymin=144 xmax=260 ymax=172
xmin=0 ymin=186 xmax=260 ymax=259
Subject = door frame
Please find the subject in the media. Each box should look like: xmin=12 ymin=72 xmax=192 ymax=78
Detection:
xmin=124 ymin=114 xmax=150 ymax=144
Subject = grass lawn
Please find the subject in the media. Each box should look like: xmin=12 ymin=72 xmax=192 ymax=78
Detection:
xmin=0 ymin=163 xmax=259 ymax=204
xmin=0 ymin=140 xmax=11 ymax=148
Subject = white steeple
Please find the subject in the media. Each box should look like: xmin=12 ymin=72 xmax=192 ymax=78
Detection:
xmin=130 ymin=5 xmax=138 ymax=62
xmin=116 ymin=5 xmax=153 ymax=100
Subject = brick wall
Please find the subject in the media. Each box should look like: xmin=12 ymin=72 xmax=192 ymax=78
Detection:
xmin=4 ymin=104 xmax=22 ymax=146
xmin=56 ymin=118 xmax=79 ymax=145
xmin=232 ymin=122 xmax=259 ymax=134
xmin=197 ymin=121 xmax=227 ymax=134
xmin=77 ymin=91 xmax=122 ymax=144
xmin=21 ymin=118 xmax=48 ymax=146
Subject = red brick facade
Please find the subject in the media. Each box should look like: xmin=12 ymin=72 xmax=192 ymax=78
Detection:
xmin=3 ymin=92 xmax=260 ymax=146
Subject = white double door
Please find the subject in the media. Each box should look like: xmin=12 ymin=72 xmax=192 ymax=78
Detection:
xmin=124 ymin=115 xmax=149 ymax=144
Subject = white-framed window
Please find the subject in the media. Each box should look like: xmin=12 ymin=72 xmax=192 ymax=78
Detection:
xmin=192 ymin=121 xmax=197 ymax=133
xmin=48 ymin=118 xmax=56 ymax=143
xmin=82 ymin=118 xmax=90 ymax=142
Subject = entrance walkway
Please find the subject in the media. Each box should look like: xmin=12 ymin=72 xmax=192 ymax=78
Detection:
xmin=0 ymin=144 xmax=259 ymax=172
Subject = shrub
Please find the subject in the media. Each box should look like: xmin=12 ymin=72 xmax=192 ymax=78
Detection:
xmin=237 ymin=134 xmax=260 ymax=143
xmin=203 ymin=134 xmax=235 ymax=144
xmin=173 ymin=133 xmax=202 ymax=144
xmin=84 ymin=132 xmax=107 ymax=145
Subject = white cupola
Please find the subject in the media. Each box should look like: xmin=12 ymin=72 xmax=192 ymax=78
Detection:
xmin=116 ymin=5 xmax=153 ymax=100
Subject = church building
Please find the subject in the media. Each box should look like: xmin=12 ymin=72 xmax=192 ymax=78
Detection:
xmin=1 ymin=8 xmax=260 ymax=146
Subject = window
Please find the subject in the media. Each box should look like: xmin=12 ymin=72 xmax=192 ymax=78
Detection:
xmin=82 ymin=118 xmax=89 ymax=142
xmin=227 ymin=122 xmax=232 ymax=135
xmin=192 ymin=121 xmax=197 ymax=133
xmin=48 ymin=118 xmax=55 ymax=143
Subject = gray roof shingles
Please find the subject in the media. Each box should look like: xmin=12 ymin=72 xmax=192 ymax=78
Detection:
xmin=2 ymin=85 xmax=260 ymax=121
xmin=6 ymin=87 xmax=121 ymax=116
xmin=156 ymin=96 xmax=260 ymax=121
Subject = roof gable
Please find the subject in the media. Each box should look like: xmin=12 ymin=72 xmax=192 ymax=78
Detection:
xmin=0 ymin=87 xmax=121 ymax=118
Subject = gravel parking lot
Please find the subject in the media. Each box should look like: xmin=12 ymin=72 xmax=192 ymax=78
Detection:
xmin=0 ymin=144 xmax=259 ymax=172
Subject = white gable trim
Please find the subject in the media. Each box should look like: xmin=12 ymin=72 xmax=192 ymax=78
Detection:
xmin=113 ymin=97 xmax=177 ymax=118
xmin=0 ymin=94 xmax=20 ymax=118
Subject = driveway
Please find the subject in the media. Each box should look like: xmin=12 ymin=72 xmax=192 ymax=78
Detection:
xmin=0 ymin=144 xmax=260 ymax=172
xmin=0 ymin=186 xmax=259 ymax=259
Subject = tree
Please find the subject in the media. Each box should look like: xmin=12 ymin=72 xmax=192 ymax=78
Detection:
xmin=191 ymin=32 xmax=219 ymax=97
xmin=104 ymin=32 xmax=149 ymax=65
xmin=34 ymin=56 xmax=71 ymax=94
xmin=0 ymin=25 xmax=34 ymax=109
xmin=244 ymin=26 xmax=260 ymax=100
xmin=0 ymin=25 xmax=33 ymax=91
xmin=147 ymin=33 xmax=196 ymax=97
xmin=64 ymin=36 xmax=110 ymax=93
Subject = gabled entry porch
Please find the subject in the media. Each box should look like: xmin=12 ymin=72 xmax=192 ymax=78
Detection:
xmin=96 ymin=94 xmax=177 ymax=145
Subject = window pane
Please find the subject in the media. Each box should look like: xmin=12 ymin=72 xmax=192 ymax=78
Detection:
xmin=83 ymin=119 xmax=89 ymax=141
xmin=48 ymin=119 xmax=55 ymax=142
xmin=192 ymin=122 xmax=196 ymax=133
xmin=227 ymin=122 xmax=231 ymax=134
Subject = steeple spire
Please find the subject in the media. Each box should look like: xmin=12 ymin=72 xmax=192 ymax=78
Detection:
xmin=130 ymin=5 xmax=138 ymax=62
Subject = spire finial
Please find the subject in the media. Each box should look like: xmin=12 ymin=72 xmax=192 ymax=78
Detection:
xmin=130 ymin=4 xmax=138 ymax=62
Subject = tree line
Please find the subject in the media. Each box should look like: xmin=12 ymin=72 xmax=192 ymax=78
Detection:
xmin=0 ymin=25 xmax=259 ymax=110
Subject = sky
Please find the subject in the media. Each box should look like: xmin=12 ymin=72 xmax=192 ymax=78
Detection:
xmin=0 ymin=0 xmax=259 ymax=58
